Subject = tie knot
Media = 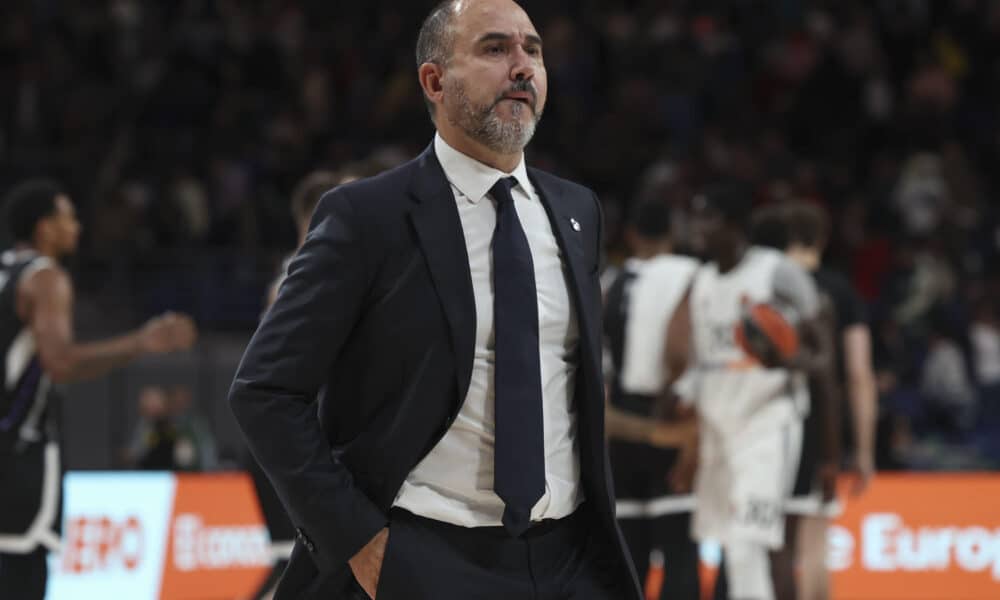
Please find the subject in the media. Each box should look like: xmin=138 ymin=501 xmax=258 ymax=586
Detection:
xmin=490 ymin=177 xmax=518 ymax=205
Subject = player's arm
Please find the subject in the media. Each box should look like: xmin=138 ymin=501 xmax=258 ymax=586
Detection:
xmin=844 ymin=323 xmax=876 ymax=494
xmin=22 ymin=268 xmax=197 ymax=384
xmin=809 ymin=297 xmax=841 ymax=499
xmin=769 ymin=260 xmax=833 ymax=376
xmin=663 ymin=288 xmax=692 ymax=400
xmin=772 ymin=260 xmax=840 ymax=493
xmin=604 ymin=405 xmax=694 ymax=447
xmin=663 ymin=289 xmax=700 ymax=490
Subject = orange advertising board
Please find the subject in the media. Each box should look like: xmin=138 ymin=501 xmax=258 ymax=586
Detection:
xmin=646 ymin=475 xmax=1000 ymax=600
xmin=830 ymin=474 xmax=1000 ymax=600
xmin=160 ymin=473 xmax=271 ymax=599
xmin=49 ymin=472 xmax=272 ymax=600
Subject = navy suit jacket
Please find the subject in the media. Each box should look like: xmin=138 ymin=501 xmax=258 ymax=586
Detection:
xmin=229 ymin=144 xmax=642 ymax=599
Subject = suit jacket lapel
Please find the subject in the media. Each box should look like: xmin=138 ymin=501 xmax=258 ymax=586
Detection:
xmin=408 ymin=145 xmax=477 ymax=403
xmin=529 ymin=170 xmax=601 ymax=380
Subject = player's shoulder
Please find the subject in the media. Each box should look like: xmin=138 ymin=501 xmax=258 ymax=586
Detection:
xmin=648 ymin=253 xmax=701 ymax=270
xmin=16 ymin=255 xmax=70 ymax=298
xmin=747 ymin=245 xmax=788 ymax=267
xmin=642 ymin=253 xmax=701 ymax=282
xmin=748 ymin=246 xmax=811 ymax=282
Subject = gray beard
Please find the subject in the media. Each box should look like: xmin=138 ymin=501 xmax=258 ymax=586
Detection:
xmin=445 ymin=80 xmax=541 ymax=155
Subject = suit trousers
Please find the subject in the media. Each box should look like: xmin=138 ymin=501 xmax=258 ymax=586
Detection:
xmin=341 ymin=504 xmax=626 ymax=600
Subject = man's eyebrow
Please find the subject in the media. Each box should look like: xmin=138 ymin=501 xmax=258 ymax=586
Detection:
xmin=476 ymin=32 xmax=544 ymax=47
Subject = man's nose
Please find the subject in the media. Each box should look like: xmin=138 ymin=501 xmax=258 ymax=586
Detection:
xmin=509 ymin=47 xmax=536 ymax=82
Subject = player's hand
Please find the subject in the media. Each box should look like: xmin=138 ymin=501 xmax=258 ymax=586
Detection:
xmin=349 ymin=527 xmax=389 ymax=599
xmin=818 ymin=461 xmax=839 ymax=503
xmin=847 ymin=450 xmax=875 ymax=496
xmin=756 ymin=344 xmax=796 ymax=370
xmin=139 ymin=312 xmax=198 ymax=354
xmin=648 ymin=418 xmax=697 ymax=448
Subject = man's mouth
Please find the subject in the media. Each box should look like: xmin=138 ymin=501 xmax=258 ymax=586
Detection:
xmin=494 ymin=88 xmax=535 ymax=111
xmin=503 ymin=91 xmax=533 ymax=104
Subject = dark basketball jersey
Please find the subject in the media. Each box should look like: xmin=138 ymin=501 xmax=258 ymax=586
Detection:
xmin=604 ymin=255 xmax=699 ymax=512
xmin=0 ymin=249 xmax=62 ymax=553
xmin=0 ymin=250 xmax=58 ymax=449
xmin=604 ymin=255 xmax=700 ymax=415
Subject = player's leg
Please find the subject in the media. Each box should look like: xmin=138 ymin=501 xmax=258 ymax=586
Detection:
xmin=788 ymin=403 xmax=824 ymax=600
xmin=725 ymin=413 xmax=803 ymax=600
xmin=657 ymin=511 xmax=700 ymax=600
xmin=619 ymin=513 xmax=653 ymax=588
xmin=723 ymin=540 xmax=774 ymax=600
xmin=610 ymin=440 xmax=654 ymax=587
xmin=769 ymin=514 xmax=799 ymax=600
xmin=0 ymin=547 xmax=49 ymax=600
xmin=795 ymin=514 xmax=829 ymax=600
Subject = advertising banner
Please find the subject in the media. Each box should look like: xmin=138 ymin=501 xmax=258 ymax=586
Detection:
xmin=829 ymin=475 xmax=1000 ymax=600
xmin=47 ymin=472 xmax=270 ymax=600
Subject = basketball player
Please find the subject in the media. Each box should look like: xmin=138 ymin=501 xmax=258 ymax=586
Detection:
xmin=671 ymin=186 xmax=835 ymax=600
xmin=603 ymin=199 xmax=700 ymax=599
xmin=772 ymin=203 xmax=875 ymax=600
xmin=0 ymin=180 xmax=197 ymax=599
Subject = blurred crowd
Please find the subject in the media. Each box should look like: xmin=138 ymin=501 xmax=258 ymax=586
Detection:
xmin=2 ymin=0 xmax=1000 ymax=471
xmin=120 ymin=383 xmax=218 ymax=472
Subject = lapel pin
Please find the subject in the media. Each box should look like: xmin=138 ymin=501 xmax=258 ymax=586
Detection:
xmin=570 ymin=218 xmax=581 ymax=232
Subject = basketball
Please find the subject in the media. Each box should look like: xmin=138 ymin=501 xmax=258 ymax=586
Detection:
xmin=734 ymin=301 xmax=799 ymax=363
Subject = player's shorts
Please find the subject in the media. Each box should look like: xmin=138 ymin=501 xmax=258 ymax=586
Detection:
xmin=692 ymin=403 xmax=802 ymax=549
xmin=0 ymin=440 xmax=61 ymax=554
xmin=611 ymin=439 xmax=694 ymax=518
xmin=608 ymin=393 xmax=693 ymax=518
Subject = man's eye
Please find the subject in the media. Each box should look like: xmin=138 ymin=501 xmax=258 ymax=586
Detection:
xmin=487 ymin=45 xmax=504 ymax=55
xmin=526 ymin=46 xmax=541 ymax=56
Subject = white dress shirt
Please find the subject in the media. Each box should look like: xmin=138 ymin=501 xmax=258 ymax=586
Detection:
xmin=392 ymin=134 xmax=583 ymax=527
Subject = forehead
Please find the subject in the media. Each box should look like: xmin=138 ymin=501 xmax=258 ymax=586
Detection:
xmin=452 ymin=0 xmax=538 ymax=43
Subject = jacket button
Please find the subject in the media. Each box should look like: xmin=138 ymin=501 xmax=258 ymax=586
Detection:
xmin=295 ymin=528 xmax=317 ymax=553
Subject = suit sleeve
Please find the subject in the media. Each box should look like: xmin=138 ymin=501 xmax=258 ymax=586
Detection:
xmin=228 ymin=188 xmax=386 ymax=572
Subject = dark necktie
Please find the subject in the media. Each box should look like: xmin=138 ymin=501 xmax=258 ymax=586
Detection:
xmin=490 ymin=176 xmax=545 ymax=537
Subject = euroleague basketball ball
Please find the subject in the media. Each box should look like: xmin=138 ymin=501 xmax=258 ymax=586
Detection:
xmin=734 ymin=300 xmax=799 ymax=364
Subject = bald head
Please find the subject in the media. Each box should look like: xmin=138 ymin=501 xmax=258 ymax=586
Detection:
xmin=416 ymin=1 xmax=458 ymax=66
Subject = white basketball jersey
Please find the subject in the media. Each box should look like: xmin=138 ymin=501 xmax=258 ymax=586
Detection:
xmin=689 ymin=247 xmax=809 ymax=432
xmin=620 ymin=254 xmax=700 ymax=395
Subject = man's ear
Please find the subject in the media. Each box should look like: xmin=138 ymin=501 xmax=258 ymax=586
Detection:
xmin=418 ymin=62 xmax=445 ymax=108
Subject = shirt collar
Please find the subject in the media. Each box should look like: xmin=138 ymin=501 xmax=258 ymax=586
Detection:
xmin=434 ymin=133 xmax=533 ymax=204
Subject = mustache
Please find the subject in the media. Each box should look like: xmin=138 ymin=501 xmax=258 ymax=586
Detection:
xmin=491 ymin=80 xmax=538 ymax=112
